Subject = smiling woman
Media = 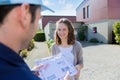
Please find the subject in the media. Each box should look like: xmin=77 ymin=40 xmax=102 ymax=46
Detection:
xmin=51 ymin=18 xmax=84 ymax=80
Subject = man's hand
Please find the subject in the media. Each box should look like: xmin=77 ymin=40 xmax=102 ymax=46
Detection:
xmin=32 ymin=64 xmax=44 ymax=76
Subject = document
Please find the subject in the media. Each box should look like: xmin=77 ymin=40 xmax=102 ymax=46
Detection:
xmin=35 ymin=55 xmax=77 ymax=80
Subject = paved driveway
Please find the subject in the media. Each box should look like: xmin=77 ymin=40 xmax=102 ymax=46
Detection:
xmin=25 ymin=42 xmax=50 ymax=69
xmin=80 ymin=42 xmax=120 ymax=80
xmin=25 ymin=41 xmax=120 ymax=80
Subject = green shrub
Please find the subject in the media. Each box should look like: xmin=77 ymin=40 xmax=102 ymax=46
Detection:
xmin=19 ymin=49 xmax=28 ymax=58
xmin=46 ymin=39 xmax=54 ymax=49
xmin=100 ymin=41 xmax=104 ymax=43
xmin=113 ymin=22 xmax=120 ymax=45
xmin=89 ymin=38 xmax=99 ymax=43
xmin=27 ymin=39 xmax=35 ymax=51
xmin=19 ymin=39 xmax=35 ymax=58
xmin=77 ymin=26 xmax=87 ymax=41
xmin=34 ymin=32 xmax=45 ymax=42
xmin=78 ymin=31 xmax=85 ymax=41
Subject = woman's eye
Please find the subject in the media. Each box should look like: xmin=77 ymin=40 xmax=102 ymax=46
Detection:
xmin=58 ymin=29 xmax=61 ymax=31
xmin=63 ymin=29 xmax=66 ymax=31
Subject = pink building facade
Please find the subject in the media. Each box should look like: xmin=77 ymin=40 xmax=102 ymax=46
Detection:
xmin=76 ymin=0 xmax=120 ymax=43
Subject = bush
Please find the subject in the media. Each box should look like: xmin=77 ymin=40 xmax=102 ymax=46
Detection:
xmin=19 ymin=39 xmax=35 ymax=58
xmin=46 ymin=39 xmax=54 ymax=49
xmin=78 ymin=31 xmax=85 ymax=41
xmin=77 ymin=26 xmax=87 ymax=41
xmin=113 ymin=22 xmax=120 ymax=45
xmin=34 ymin=32 xmax=45 ymax=42
xmin=19 ymin=49 xmax=28 ymax=58
xmin=89 ymin=38 xmax=99 ymax=43
xmin=27 ymin=39 xmax=35 ymax=51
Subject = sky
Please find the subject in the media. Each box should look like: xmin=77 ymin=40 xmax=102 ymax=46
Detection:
xmin=41 ymin=0 xmax=83 ymax=16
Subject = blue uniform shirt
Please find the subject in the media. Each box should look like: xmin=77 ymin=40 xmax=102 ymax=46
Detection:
xmin=0 ymin=43 xmax=41 ymax=80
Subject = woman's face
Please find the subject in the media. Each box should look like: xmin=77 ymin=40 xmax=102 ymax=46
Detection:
xmin=57 ymin=23 xmax=69 ymax=40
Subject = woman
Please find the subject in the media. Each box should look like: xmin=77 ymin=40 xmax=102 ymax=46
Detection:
xmin=51 ymin=18 xmax=83 ymax=80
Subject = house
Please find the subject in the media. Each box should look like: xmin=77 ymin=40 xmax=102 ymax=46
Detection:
xmin=76 ymin=0 xmax=120 ymax=43
xmin=41 ymin=15 xmax=76 ymax=29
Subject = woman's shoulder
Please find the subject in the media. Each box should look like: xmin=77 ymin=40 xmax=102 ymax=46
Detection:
xmin=74 ymin=41 xmax=82 ymax=47
xmin=73 ymin=41 xmax=83 ymax=52
xmin=75 ymin=41 xmax=82 ymax=45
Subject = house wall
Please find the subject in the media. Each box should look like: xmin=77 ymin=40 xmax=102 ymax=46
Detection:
xmin=76 ymin=0 xmax=120 ymax=43
xmin=49 ymin=23 xmax=56 ymax=40
xmin=76 ymin=0 xmax=90 ymax=22
xmin=44 ymin=23 xmax=51 ymax=41
xmin=76 ymin=0 xmax=120 ymax=22
xmin=88 ymin=19 xmax=120 ymax=43
xmin=76 ymin=0 xmax=109 ymax=22
xmin=42 ymin=16 xmax=76 ymax=29
xmin=88 ymin=20 xmax=108 ymax=43
xmin=108 ymin=0 xmax=120 ymax=19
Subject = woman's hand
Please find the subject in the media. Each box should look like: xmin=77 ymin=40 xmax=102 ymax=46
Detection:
xmin=74 ymin=65 xmax=81 ymax=78
xmin=64 ymin=72 xmax=73 ymax=80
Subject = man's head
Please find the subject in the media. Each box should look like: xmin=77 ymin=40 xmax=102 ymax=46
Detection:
xmin=0 ymin=0 xmax=53 ymax=52
xmin=0 ymin=0 xmax=54 ymax=24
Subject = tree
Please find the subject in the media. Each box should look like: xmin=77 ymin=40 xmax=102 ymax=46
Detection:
xmin=78 ymin=25 xmax=87 ymax=41
xmin=113 ymin=22 xmax=120 ymax=45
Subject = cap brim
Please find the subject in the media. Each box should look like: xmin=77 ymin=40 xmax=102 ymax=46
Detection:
xmin=0 ymin=0 xmax=54 ymax=13
xmin=41 ymin=4 xmax=54 ymax=13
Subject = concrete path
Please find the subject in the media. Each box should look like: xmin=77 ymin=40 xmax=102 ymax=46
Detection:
xmin=80 ymin=42 xmax=120 ymax=80
xmin=25 ymin=42 xmax=50 ymax=69
xmin=25 ymin=41 xmax=120 ymax=80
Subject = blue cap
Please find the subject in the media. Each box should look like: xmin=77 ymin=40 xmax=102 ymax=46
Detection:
xmin=0 ymin=0 xmax=54 ymax=12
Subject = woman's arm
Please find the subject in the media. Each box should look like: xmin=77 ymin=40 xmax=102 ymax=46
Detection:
xmin=74 ymin=64 xmax=83 ymax=78
xmin=74 ymin=41 xmax=84 ymax=79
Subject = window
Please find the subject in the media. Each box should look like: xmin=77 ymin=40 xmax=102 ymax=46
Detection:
xmin=93 ymin=27 xmax=97 ymax=33
xmin=83 ymin=7 xmax=86 ymax=19
xmin=87 ymin=5 xmax=89 ymax=18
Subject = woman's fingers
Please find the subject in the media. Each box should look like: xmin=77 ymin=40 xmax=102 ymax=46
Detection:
xmin=64 ymin=72 xmax=73 ymax=80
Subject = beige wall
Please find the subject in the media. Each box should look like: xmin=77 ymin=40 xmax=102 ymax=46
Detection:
xmin=88 ymin=20 xmax=108 ymax=43
xmin=44 ymin=23 xmax=51 ymax=41
xmin=88 ymin=19 xmax=120 ymax=43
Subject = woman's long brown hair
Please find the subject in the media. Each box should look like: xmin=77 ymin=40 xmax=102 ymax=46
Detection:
xmin=54 ymin=18 xmax=75 ymax=45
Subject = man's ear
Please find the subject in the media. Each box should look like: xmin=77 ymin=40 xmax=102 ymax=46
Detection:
xmin=20 ymin=4 xmax=31 ymax=28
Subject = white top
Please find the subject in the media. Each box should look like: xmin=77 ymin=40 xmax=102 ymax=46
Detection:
xmin=59 ymin=45 xmax=75 ymax=80
xmin=59 ymin=45 xmax=74 ymax=65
